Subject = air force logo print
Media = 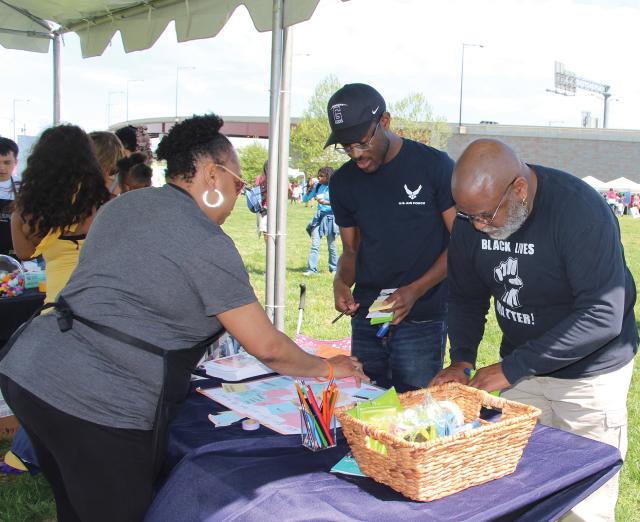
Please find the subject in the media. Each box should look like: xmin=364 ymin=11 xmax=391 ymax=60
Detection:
xmin=494 ymin=257 xmax=523 ymax=308
xmin=398 ymin=184 xmax=425 ymax=205
xmin=404 ymin=184 xmax=422 ymax=200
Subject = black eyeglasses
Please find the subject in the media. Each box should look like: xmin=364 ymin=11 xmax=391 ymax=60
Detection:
xmin=334 ymin=122 xmax=380 ymax=155
xmin=456 ymin=177 xmax=518 ymax=225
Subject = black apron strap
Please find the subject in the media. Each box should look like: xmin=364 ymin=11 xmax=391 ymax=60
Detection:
xmin=55 ymin=296 xmax=221 ymax=356
xmin=55 ymin=296 xmax=166 ymax=357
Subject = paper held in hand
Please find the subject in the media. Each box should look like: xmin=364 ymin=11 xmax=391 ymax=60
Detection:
xmin=366 ymin=288 xmax=396 ymax=324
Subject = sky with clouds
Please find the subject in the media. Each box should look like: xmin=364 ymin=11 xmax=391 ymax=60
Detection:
xmin=2 ymin=0 xmax=640 ymax=140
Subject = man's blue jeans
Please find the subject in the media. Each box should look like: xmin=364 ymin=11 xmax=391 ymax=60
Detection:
xmin=351 ymin=316 xmax=446 ymax=392
xmin=307 ymin=227 xmax=337 ymax=273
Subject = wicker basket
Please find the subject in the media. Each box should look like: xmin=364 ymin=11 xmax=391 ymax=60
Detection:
xmin=335 ymin=382 xmax=541 ymax=502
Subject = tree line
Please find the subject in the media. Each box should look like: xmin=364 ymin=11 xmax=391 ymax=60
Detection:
xmin=239 ymin=75 xmax=451 ymax=183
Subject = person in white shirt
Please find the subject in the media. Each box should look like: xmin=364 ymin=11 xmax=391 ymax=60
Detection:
xmin=0 ymin=137 xmax=19 ymax=255
xmin=292 ymin=182 xmax=303 ymax=204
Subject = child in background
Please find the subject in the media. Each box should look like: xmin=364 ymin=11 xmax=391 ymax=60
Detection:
xmin=89 ymin=131 xmax=126 ymax=196
xmin=115 ymin=125 xmax=153 ymax=162
xmin=117 ymin=153 xmax=153 ymax=193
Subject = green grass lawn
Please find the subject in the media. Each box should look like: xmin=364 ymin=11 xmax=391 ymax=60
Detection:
xmin=1 ymin=202 xmax=639 ymax=521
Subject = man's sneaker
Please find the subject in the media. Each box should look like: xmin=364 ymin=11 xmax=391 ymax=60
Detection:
xmin=303 ymin=271 xmax=318 ymax=276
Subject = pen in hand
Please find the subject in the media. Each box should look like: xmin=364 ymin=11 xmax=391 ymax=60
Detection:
xmin=331 ymin=310 xmax=347 ymax=324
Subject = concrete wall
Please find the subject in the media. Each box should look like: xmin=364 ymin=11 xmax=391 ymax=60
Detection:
xmin=446 ymin=124 xmax=640 ymax=184
xmin=114 ymin=117 xmax=640 ymax=184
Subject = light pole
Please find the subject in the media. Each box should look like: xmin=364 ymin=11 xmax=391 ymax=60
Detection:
xmin=126 ymin=79 xmax=143 ymax=123
xmin=107 ymin=91 xmax=124 ymax=127
xmin=458 ymin=43 xmax=483 ymax=130
xmin=175 ymin=66 xmax=196 ymax=122
xmin=12 ymin=98 xmax=29 ymax=140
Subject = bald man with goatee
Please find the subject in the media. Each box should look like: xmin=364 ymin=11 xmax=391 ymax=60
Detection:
xmin=431 ymin=139 xmax=637 ymax=522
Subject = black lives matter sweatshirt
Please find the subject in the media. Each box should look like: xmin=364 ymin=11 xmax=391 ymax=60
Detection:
xmin=448 ymin=165 xmax=638 ymax=384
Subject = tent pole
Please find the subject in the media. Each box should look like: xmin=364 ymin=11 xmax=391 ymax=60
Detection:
xmin=53 ymin=33 xmax=61 ymax=124
xmin=274 ymin=25 xmax=293 ymax=331
xmin=265 ymin=0 xmax=284 ymax=324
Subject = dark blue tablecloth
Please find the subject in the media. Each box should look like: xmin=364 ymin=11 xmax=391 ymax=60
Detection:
xmin=163 ymin=376 xmax=280 ymax=477
xmin=150 ymin=379 xmax=621 ymax=522
xmin=0 ymin=288 xmax=44 ymax=346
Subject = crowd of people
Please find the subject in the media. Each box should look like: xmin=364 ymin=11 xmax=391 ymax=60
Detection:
xmin=0 ymin=82 xmax=637 ymax=522
xmin=605 ymin=188 xmax=640 ymax=217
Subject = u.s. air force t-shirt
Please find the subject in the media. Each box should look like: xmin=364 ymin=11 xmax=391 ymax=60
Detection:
xmin=0 ymin=184 xmax=257 ymax=430
xmin=448 ymin=165 xmax=638 ymax=383
xmin=330 ymin=139 xmax=454 ymax=320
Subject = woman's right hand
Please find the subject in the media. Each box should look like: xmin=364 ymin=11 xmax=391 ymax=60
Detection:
xmin=328 ymin=355 xmax=369 ymax=387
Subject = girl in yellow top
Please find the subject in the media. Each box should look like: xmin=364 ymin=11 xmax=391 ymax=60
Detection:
xmin=11 ymin=125 xmax=114 ymax=303
xmin=29 ymin=229 xmax=85 ymax=305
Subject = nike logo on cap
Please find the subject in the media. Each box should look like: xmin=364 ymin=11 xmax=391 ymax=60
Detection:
xmin=371 ymin=106 xmax=380 ymax=115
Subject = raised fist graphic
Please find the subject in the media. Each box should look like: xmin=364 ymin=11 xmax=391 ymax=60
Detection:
xmin=494 ymin=257 xmax=523 ymax=308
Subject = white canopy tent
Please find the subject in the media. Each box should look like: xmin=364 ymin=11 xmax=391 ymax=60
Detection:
xmin=581 ymin=176 xmax=608 ymax=191
xmin=1 ymin=1 xmax=325 ymax=57
xmin=0 ymin=0 xmax=344 ymax=330
xmin=605 ymin=177 xmax=640 ymax=192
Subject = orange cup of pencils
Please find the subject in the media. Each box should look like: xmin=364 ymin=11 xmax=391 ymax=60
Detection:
xmin=295 ymin=379 xmax=338 ymax=451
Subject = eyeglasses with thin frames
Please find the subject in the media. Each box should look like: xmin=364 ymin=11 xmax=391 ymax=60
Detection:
xmin=214 ymin=163 xmax=252 ymax=195
xmin=334 ymin=122 xmax=380 ymax=155
xmin=456 ymin=177 xmax=518 ymax=226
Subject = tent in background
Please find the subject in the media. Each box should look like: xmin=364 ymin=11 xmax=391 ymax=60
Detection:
xmin=0 ymin=0 xmax=347 ymax=331
xmin=581 ymin=176 xmax=608 ymax=191
xmin=605 ymin=177 xmax=640 ymax=192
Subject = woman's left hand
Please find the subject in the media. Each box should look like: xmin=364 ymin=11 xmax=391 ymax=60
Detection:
xmin=328 ymin=355 xmax=369 ymax=387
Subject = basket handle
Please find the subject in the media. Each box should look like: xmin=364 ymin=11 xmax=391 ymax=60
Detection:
xmin=486 ymin=395 xmax=539 ymax=420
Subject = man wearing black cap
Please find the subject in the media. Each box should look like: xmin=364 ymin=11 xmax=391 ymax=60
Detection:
xmin=326 ymin=83 xmax=456 ymax=392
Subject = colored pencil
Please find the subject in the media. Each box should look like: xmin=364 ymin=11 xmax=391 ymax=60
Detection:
xmin=299 ymin=381 xmax=329 ymax=447
xmin=295 ymin=378 xmax=338 ymax=449
xmin=306 ymin=384 xmax=334 ymax=446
